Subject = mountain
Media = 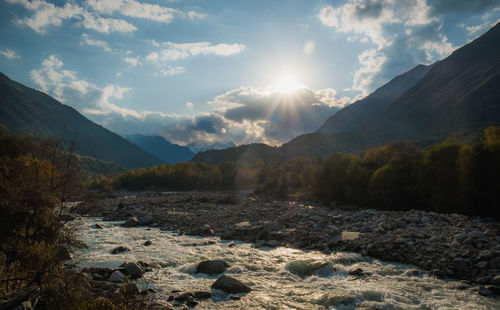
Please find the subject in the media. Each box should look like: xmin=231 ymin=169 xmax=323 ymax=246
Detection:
xmin=126 ymin=134 xmax=194 ymax=164
xmin=191 ymin=143 xmax=282 ymax=164
xmin=187 ymin=140 xmax=236 ymax=153
xmin=193 ymin=23 xmax=500 ymax=164
xmin=0 ymin=73 xmax=164 ymax=169
xmin=317 ymin=64 xmax=432 ymax=134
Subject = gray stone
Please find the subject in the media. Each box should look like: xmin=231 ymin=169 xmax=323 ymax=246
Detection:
xmin=110 ymin=246 xmax=130 ymax=254
xmin=452 ymin=258 xmax=470 ymax=274
xmin=478 ymin=286 xmax=494 ymax=297
xmin=196 ymin=260 xmax=229 ymax=275
xmin=491 ymin=275 xmax=500 ymax=285
xmin=108 ymin=271 xmax=125 ymax=283
xmin=122 ymin=217 xmax=139 ymax=227
xmin=211 ymin=275 xmax=251 ymax=294
xmin=123 ymin=262 xmax=143 ymax=278
xmin=137 ymin=216 xmax=155 ymax=226
xmin=120 ymin=282 xmax=139 ymax=296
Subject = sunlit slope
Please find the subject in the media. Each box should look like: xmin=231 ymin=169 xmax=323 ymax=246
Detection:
xmin=0 ymin=73 xmax=164 ymax=169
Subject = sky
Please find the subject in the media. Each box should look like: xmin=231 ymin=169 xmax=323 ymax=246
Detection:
xmin=1 ymin=0 xmax=499 ymax=148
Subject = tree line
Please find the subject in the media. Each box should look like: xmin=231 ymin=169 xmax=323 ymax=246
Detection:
xmin=96 ymin=127 xmax=500 ymax=218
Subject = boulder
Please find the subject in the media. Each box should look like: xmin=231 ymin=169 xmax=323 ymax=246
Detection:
xmin=110 ymin=246 xmax=130 ymax=254
xmin=108 ymin=271 xmax=125 ymax=283
xmin=211 ymin=275 xmax=251 ymax=294
xmin=144 ymin=240 xmax=152 ymax=246
xmin=120 ymin=283 xmax=139 ymax=296
xmin=137 ymin=216 xmax=155 ymax=226
xmin=349 ymin=267 xmax=365 ymax=276
xmin=122 ymin=217 xmax=139 ymax=227
xmin=196 ymin=260 xmax=229 ymax=275
xmin=123 ymin=262 xmax=143 ymax=278
xmin=491 ymin=275 xmax=500 ymax=285
xmin=94 ymin=223 xmax=104 ymax=229
xmin=452 ymin=258 xmax=470 ymax=275
xmin=193 ymin=291 xmax=211 ymax=299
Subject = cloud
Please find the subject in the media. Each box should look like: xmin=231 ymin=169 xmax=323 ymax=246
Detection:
xmin=186 ymin=102 xmax=194 ymax=109
xmin=124 ymin=56 xmax=140 ymax=67
xmin=0 ymin=49 xmax=21 ymax=59
xmin=144 ymin=41 xmax=245 ymax=77
xmin=318 ymin=0 xmax=457 ymax=95
xmin=86 ymin=0 xmax=206 ymax=23
xmin=81 ymin=33 xmax=111 ymax=52
xmin=6 ymin=0 xmax=136 ymax=34
xmin=155 ymin=41 xmax=246 ymax=61
xmin=30 ymin=54 xmax=142 ymax=120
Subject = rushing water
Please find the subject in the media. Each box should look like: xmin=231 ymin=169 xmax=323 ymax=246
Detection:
xmin=71 ymin=218 xmax=498 ymax=309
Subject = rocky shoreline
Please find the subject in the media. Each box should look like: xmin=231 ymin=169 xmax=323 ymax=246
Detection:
xmin=74 ymin=190 xmax=500 ymax=299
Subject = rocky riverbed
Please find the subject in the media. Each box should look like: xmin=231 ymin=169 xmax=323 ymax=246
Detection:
xmin=72 ymin=190 xmax=500 ymax=304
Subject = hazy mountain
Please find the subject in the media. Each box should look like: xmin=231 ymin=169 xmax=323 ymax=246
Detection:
xmin=0 ymin=73 xmax=164 ymax=169
xmin=187 ymin=140 xmax=236 ymax=153
xmin=126 ymin=134 xmax=194 ymax=164
xmin=193 ymin=23 xmax=500 ymax=164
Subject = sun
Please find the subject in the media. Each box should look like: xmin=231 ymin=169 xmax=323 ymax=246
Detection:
xmin=276 ymin=75 xmax=303 ymax=93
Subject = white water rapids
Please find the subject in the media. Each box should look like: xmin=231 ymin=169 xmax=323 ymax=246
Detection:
xmin=71 ymin=218 xmax=499 ymax=309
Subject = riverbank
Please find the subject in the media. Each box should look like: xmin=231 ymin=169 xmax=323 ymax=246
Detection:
xmin=73 ymin=191 xmax=500 ymax=294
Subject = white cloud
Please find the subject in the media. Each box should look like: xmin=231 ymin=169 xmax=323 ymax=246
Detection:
xmin=124 ymin=56 xmax=140 ymax=67
xmin=160 ymin=65 xmax=185 ymax=76
xmin=318 ymin=0 xmax=456 ymax=95
xmin=85 ymin=0 xmax=206 ymax=23
xmin=145 ymin=52 xmax=159 ymax=62
xmin=156 ymin=41 xmax=246 ymax=61
xmin=0 ymin=49 xmax=21 ymax=59
xmin=303 ymin=40 xmax=315 ymax=54
xmin=80 ymin=11 xmax=137 ymax=33
xmin=186 ymin=102 xmax=194 ymax=109
xmin=81 ymin=33 xmax=111 ymax=52
xmin=6 ymin=0 xmax=136 ymax=34
xmin=30 ymin=54 xmax=141 ymax=120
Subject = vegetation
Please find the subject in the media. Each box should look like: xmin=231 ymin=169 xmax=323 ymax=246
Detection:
xmin=111 ymin=127 xmax=500 ymax=218
xmin=0 ymin=133 xmax=146 ymax=309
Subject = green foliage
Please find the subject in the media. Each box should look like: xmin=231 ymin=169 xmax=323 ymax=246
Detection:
xmin=111 ymin=127 xmax=500 ymax=218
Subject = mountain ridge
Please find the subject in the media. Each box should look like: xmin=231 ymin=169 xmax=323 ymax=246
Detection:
xmin=0 ymin=72 xmax=164 ymax=169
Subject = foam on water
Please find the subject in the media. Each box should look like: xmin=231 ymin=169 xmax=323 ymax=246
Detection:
xmin=71 ymin=218 xmax=499 ymax=309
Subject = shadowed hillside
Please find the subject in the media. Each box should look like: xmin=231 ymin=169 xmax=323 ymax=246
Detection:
xmin=0 ymin=73 xmax=164 ymax=169
xmin=126 ymin=134 xmax=194 ymax=163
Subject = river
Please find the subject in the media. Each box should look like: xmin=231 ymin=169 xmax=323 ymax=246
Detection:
xmin=71 ymin=218 xmax=499 ymax=309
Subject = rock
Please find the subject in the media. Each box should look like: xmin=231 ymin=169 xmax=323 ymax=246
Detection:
xmin=94 ymin=223 xmax=104 ymax=229
xmin=287 ymin=261 xmax=334 ymax=278
xmin=144 ymin=240 xmax=152 ymax=246
xmin=475 ymin=275 xmax=492 ymax=284
xmin=491 ymin=275 xmax=500 ymax=285
xmin=211 ymin=275 xmax=251 ymax=294
xmin=349 ymin=267 xmax=365 ymax=276
xmin=123 ymin=262 xmax=143 ymax=278
xmin=120 ymin=283 xmax=139 ymax=296
xmin=196 ymin=260 xmax=230 ymax=275
xmin=452 ymin=258 xmax=470 ymax=275
xmin=403 ymin=269 xmax=421 ymax=277
xmin=138 ymin=215 xmax=155 ymax=226
xmin=108 ymin=271 xmax=125 ymax=282
xmin=110 ymin=246 xmax=130 ymax=254
xmin=486 ymin=285 xmax=500 ymax=295
xmin=122 ymin=217 xmax=139 ymax=227
xmin=193 ymin=291 xmax=211 ymax=299
xmin=202 ymin=224 xmax=214 ymax=236
xmin=478 ymin=286 xmax=495 ymax=297
xmin=186 ymin=296 xmax=198 ymax=307
xmin=174 ymin=292 xmax=193 ymax=301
